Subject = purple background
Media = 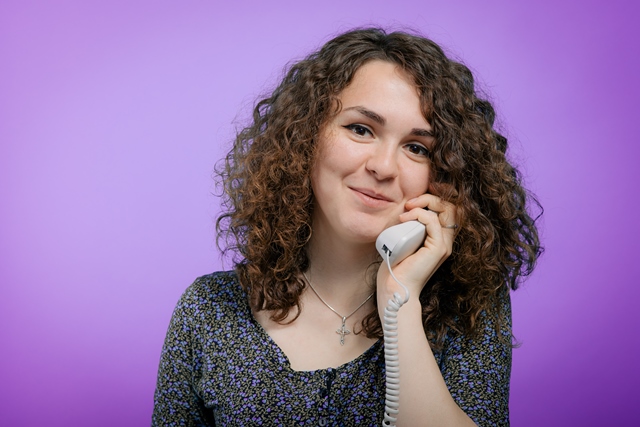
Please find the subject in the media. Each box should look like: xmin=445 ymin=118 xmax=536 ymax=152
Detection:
xmin=1 ymin=1 xmax=638 ymax=426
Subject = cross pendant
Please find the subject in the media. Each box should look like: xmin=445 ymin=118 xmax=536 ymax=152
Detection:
xmin=336 ymin=316 xmax=351 ymax=346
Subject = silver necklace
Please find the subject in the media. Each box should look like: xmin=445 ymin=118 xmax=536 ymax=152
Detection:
xmin=302 ymin=271 xmax=375 ymax=346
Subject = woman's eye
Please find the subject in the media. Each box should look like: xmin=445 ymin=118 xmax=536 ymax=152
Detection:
xmin=406 ymin=143 xmax=430 ymax=157
xmin=344 ymin=124 xmax=372 ymax=137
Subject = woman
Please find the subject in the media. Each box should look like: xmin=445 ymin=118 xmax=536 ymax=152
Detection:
xmin=152 ymin=28 xmax=542 ymax=426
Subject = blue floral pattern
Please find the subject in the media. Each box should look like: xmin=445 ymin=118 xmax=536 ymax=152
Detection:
xmin=152 ymin=271 xmax=511 ymax=426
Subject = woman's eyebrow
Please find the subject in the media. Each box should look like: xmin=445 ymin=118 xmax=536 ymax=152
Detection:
xmin=344 ymin=105 xmax=434 ymax=137
xmin=343 ymin=106 xmax=386 ymax=125
xmin=411 ymin=128 xmax=434 ymax=138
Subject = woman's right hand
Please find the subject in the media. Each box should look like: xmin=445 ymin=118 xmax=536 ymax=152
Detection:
xmin=376 ymin=193 xmax=458 ymax=303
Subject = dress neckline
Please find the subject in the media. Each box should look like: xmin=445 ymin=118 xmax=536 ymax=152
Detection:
xmin=237 ymin=281 xmax=382 ymax=374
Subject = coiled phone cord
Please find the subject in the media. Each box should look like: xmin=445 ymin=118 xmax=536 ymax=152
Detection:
xmin=381 ymin=251 xmax=410 ymax=427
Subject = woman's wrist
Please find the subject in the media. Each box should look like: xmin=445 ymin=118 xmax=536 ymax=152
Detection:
xmin=376 ymin=288 xmax=422 ymax=323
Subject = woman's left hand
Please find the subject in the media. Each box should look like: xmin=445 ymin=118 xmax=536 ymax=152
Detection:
xmin=377 ymin=192 xmax=459 ymax=299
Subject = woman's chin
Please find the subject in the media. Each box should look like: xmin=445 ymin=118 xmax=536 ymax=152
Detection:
xmin=345 ymin=223 xmax=391 ymax=246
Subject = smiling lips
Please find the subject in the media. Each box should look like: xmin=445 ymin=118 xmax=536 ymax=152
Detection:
xmin=350 ymin=187 xmax=394 ymax=207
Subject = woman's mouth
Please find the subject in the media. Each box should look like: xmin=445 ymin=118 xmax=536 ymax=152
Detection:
xmin=350 ymin=187 xmax=393 ymax=207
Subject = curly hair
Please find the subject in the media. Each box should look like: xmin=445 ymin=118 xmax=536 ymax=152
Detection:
xmin=216 ymin=27 xmax=542 ymax=347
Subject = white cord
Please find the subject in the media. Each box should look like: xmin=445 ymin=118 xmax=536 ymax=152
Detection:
xmin=382 ymin=251 xmax=410 ymax=427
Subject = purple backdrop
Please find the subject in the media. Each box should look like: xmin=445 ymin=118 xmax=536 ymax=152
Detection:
xmin=1 ymin=1 xmax=638 ymax=426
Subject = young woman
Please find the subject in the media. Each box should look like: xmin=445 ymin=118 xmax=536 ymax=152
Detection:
xmin=152 ymin=28 xmax=542 ymax=427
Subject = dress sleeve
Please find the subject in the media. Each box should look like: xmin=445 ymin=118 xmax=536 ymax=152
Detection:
xmin=152 ymin=284 xmax=216 ymax=427
xmin=439 ymin=291 xmax=513 ymax=427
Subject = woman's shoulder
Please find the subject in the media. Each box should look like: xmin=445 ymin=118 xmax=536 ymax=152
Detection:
xmin=174 ymin=270 xmax=247 ymax=321
xmin=436 ymin=288 xmax=512 ymax=365
xmin=188 ymin=270 xmax=242 ymax=296
xmin=451 ymin=288 xmax=512 ymax=344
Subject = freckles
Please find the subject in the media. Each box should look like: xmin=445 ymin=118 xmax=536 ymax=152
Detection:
xmin=325 ymin=140 xmax=362 ymax=170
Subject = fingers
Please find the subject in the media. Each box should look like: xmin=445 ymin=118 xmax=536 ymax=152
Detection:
xmin=379 ymin=194 xmax=459 ymax=295
xmin=387 ymin=206 xmax=451 ymax=293
xmin=405 ymin=194 xmax=459 ymax=233
xmin=399 ymin=208 xmax=446 ymax=253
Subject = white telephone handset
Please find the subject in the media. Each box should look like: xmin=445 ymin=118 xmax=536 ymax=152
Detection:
xmin=375 ymin=220 xmax=426 ymax=427
xmin=376 ymin=220 xmax=426 ymax=267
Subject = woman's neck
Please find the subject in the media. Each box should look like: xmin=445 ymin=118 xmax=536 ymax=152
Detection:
xmin=305 ymin=232 xmax=379 ymax=305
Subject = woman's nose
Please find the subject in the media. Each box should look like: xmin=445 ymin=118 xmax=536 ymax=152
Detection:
xmin=365 ymin=142 xmax=398 ymax=180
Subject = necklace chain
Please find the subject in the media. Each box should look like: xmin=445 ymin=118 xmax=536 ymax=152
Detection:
xmin=302 ymin=271 xmax=374 ymax=345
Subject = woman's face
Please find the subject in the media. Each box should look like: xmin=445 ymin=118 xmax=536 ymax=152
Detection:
xmin=311 ymin=60 xmax=433 ymax=247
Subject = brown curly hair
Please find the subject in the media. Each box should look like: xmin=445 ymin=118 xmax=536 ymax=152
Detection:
xmin=216 ymin=27 xmax=542 ymax=347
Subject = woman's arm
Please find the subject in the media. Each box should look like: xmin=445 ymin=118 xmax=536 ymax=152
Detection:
xmin=377 ymin=287 xmax=511 ymax=426
xmin=377 ymin=194 xmax=509 ymax=426
xmin=152 ymin=284 xmax=215 ymax=427
xmin=376 ymin=291 xmax=477 ymax=427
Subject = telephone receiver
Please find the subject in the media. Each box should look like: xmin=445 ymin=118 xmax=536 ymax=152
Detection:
xmin=375 ymin=220 xmax=426 ymax=266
